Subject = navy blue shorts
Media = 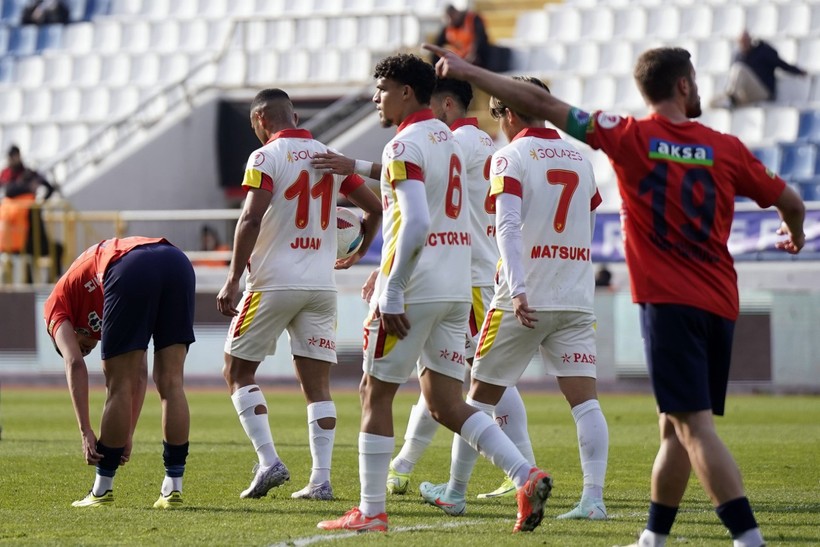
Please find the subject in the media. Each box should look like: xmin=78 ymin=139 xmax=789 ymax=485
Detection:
xmin=101 ymin=243 xmax=196 ymax=360
xmin=640 ymin=303 xmax=735 ymax=416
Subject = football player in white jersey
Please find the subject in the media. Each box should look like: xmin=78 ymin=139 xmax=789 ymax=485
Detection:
xmin=421 ymin=76 xmax=610 ymax=521
xmin=217 ymin=89 xmax=382 ymax=501
xmin=317 ymin=54 xmax=552 ymax=534
xmin=386 ymin=77 xmax=536 ymax=500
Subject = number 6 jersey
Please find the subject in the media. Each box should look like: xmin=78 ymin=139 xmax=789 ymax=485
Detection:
xmin=241 ymin=128 xmax=364 ymax=291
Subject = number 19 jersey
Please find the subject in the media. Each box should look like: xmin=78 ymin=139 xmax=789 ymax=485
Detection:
xmin=376 ymin=110 xmax=471 ymax=304
xmin=490 ymin=127 xmax=600 ymax=312
xmin=241 ymin=128 xmax=364 ymax=292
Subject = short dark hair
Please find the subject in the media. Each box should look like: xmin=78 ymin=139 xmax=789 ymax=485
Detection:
xmin=634 ymin=47 xmax=693 ymax=103
xmin=489 ymin=76 xmax=550 ymax=123
xmin=250 ymin=88 xmax=295 ymax=126
xmin=7 ymin=144 xmax=20 ymax=156
xmin=374 ymin=54 xmax=436 ymax=105
xmin=250 ymin=88 xmax=291 ymax=113
xmin=433 ymin=77 xmax=473 ymax=110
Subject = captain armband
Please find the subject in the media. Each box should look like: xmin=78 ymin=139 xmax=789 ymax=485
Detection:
xmin=565 ymin=107 xmax=592 ymax=142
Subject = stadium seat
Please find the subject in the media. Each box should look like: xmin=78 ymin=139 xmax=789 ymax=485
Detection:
xmin=36 ymin=24 xmax=63 ymax=52
xmin=614 ymin=74 xmax=645 ymax=112
xmin=0 ymin=24 xmax=10 ymax=56
xmin=730 ymin=107 xmax=765 ymax=144
xmin=547 ymin=75 xmax=582 ymax=107
xmin=581 ymin=75 xmax=616 ymax=111
xmin=92 ymin=20 xmax=121 ymax=51
xmin=0 ymin=54 xmax=13 ymax=83
xmin=294 ymin=17 xmax=327 ymax=49
xmin=612 ymin=6 xmax=647 ymax=41
xmin=358 ymin=15 xmax=392 ymax=49
xmin=21 ymin=87 xmax=51 ymax=123
xmin=99 ymin=52 xmax=130 ymax=85
xmin=796 ymin=110 xmax=820 ymax=143
xmin=82 ymin=0 xmax=111 ymax=20
xmin=751 ymin=145 xmax=780 ymax=173
xmin=308 ymin=48 xmax=341 ymax=83
xmin=744 ymin=4 xmax=778 ymax=40
xmin=810 ymin=4 xmax=820 ymax=37
xmin=597 ymin=41 xmax=632 ymax=76
xmin=14 ymin=55 xmax=44 ymax=87
xmin=778 ymin=142 xmax=816 ymax=180
xmin=2 ymin=123 xmax=31 ymax=156
xmin=678 ymin=5 xmax=713 ymax=40
xmin=196 ymin=0 xmax=228 ymax=18
xmin=177 ymin=18 xmax=208 ymax=51
xmin=0 ymin=0 xmax=25 ymax=24
xmin=71 ymin=53 xmax=102 ymax=86
xmin=42 ymin=53 xmax=73 ymax=86
xmin=710 ymin=5 xmax=745 ymax=39
xmin=50 ymin=87 xmax=82 ymax=122
xmin=0 ymin=87 xmax=23 ymax=124
xmin=342 ymin=0 xmax=374 ymax=14
xmin=129 ymin=52 xmax=159 ymax=87
xmin=157 ymin=52 xmax=189 ymax=84
xmin=564 ymin=42 xmax=599 ymax=76
xmin=769 ymin=37 xmax=797 ymax=67
xmin=697 ymin=39 xmax=732 ymax=74
xmin=80 ymin=86 xmax=110 ymax=121
xmin=214 ymin=50 xmax=246 ymax=88
xmin=119 ymin=20 xmax=150 ymax=52
xmin=644 ymin=5 xmax=679 ymax=41
xmin=797 ymin=37 xmax=820 ymax=73
xmin=522 ymin=44 xmax=564 ymax=74
xmin=776 ymin=73 xmax=811 ymax=106
xmin=150 ymin=20 xmax=180 ymax=52
xmin=794 ymin=179 xmax=819 ymax=202
xmin=777 ymin=3 xmax=810 ymax=38
xmin=277 ymin=48 xmax=309 ymax=84
xmin=313 ymin=0 xmax=343 ymax=14
xmin=546 ymin=6 xmax=581 ymax=43
xmin=578 ymin=6 xmax=614 ymax=42
xmin=338 ymin=47 xmax=371 ymax=83
xmin=62 ymin=22 xmax=94 ymax=53
xmin=8 ymin=25 xmax=37 ymax=56
xmin=28 ymin=123 xmax=61 ymax=160
xmin=514 ymin=10 xmax=548 ymax=45
xmin=698 ymin=109 xmax=732 ymax=135
xmin=246 ymin=50 xmax=278 ymax=87
xmin=326 ymin=16 xmax=359 ymax=48
xmin=763 ymin=106 xmax=799 ymax=144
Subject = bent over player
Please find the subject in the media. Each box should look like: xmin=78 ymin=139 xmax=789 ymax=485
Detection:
xmin=45 ymin=237 xmax=195 ymax=509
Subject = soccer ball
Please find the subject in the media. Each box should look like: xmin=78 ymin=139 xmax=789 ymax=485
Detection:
xmin=336 ymin=207 xmax=364 ymax=259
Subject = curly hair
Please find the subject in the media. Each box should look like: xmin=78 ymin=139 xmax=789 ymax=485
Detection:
xmin=634 ymin=47 xmax=693 ymax=103
xmin=373 ymin=54 xmax=436 ymax=105
xmin=432 ymin=77 xmax=473 ymax=111
xmin=489 ymin=76 xmax=550 ymax=123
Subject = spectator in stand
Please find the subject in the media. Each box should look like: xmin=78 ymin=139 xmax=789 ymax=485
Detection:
xmin=192 ymin=224 xmax=230 ymax=267
xmin=21 ymin=0 xmax=69 ymax=25
xmin=430 ymin=5 xmax=492 ymax=70
xmin=712 ymin=30 xmax=808 ymax=108
xmin=1 ymin=146 xmax=25 ymax=189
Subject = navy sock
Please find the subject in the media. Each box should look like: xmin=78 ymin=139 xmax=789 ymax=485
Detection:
xmin=163 ymin=441 xmax=189 ymax=477
xmin=647 ymin=501 xmax=679 ymax=535
xmin=95 ymin=441 xmax=125 ymax=477
xmin=716 ymin=497 xmax=758 ymax=538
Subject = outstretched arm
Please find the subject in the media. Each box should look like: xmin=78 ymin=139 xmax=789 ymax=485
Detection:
xmin=423 ymin=43 xmax=575 ymax=132
xmin=773 ymin=184 xmax=806 ymax=254
xmin=312 ymin=150 xmax=382 ymax=180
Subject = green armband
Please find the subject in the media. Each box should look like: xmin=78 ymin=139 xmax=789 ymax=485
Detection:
xmin=565 ymin=107 xmax=591 ymax=143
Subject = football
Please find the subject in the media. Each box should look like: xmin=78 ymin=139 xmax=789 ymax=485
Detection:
xmin=336 ymin=207 xmax=364 ymax=259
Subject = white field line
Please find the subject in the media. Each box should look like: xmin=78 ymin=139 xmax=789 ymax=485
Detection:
xmin=268 ymin=519 xmax=484 ymax=547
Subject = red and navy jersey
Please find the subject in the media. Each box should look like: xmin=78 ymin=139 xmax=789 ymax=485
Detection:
xmin=44 ymin=237 xmax=167 ymax=340
xmin=583 ymin=112 xmax=785 ymax=320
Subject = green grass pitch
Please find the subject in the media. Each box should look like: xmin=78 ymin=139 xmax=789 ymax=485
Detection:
xmin=0 ymin=387 xmax=818 ymax=546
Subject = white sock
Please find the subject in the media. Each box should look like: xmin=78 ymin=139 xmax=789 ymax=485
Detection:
xmin=307 ymin=401 xmax=336 ymax=485
xmin=733 ymin=528 xmax=765 ymax=547
xmin=392 ymin=393 xmax=439 ymax=474
xmin=447 ymin=397 xmax=493 ymax=496
xmin=459 ymin=408 xmax=531 ymax=489
xmin=92 ymin=474 xmax=113 ymax=496
xmin=638 ymin=529 xmax=668 ymax=547
xmin=571 ymin=399 xmax=608 ymax=501
xmin=161 ymin=476 xmax=182 ymax=496
xmin=231 ymin=385 xmax=278 ymax=467
xmin=358 ymin=432 xmax=394 ymax=517
xmin=494 ymin=387 xmax=535 ymax=466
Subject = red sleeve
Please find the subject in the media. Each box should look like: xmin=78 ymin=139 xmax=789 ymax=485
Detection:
xmin=339 ymin=174 xmax=365 ymax=196
xmin=584 ymin=111 xmax=630 ymax=158
xmin=492 ymin=176 xmax=522 ymax=198
xmin=590 ymin=189 xmax=602 ymax=211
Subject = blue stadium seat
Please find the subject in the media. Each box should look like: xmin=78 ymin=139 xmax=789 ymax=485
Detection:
xmin=751 ymin=145 xmax=780 ymax=173
xmin=7 ymin=24 xmax=36 ymax=55
xmin=796 ymin=110 xmax=820 ymax=144
xmin=0 ymin=54 xmax=13 ymax=82
xmin=0 ymin=24 xmax=9 ymax=55
xmin=778 ymin=142 xmax=816 ymax=181
xmin=1 ymin=0 xmax=26 ymax=24
xmin=794 ymin=178 xmax=820 ymax=202
xmin=36 ymin=24 xmax=63 ymax=51
xmin=83 ymin=0 xmax=111 ymax=20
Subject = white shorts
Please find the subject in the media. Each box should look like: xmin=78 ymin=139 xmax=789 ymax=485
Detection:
xmin=472 ymin=308 xmax=598 ymax=387
xmin=224 ymin=289 xmax=338 ymax=364
xmin=465 ymin=285 xmax=494 ymax=360
xmin=363 ymin=301 xmax=470 ymax=384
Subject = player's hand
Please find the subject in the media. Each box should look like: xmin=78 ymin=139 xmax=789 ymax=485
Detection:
xmin=335 ymin=250 xmax=363 ymax=270
xmin=512 ymin=294 xmax=537 ymax=329
xmin=422 ymin=43 xmax=472 ymax=79
xmin=361 ymin=269 xmax=378 ymax=302
xmin=312 ymin=151 xmax=355 ymax=176
xmin=775 ymin=221 xmax=805 ymax=254
xmin=381 ymin=311 xmax=411 ymax=339
xmin=217 ymin=279 xmax=240 ymax=317
xmin=80 ymin=429 xmax=101 ymax=465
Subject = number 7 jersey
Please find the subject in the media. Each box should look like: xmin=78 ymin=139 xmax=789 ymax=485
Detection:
xmin=241 ymin=128 xmax=365 ymax=291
